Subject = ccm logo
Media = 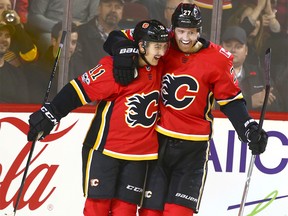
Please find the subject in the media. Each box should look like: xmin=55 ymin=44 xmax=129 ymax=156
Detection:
xmin=126 ymin=184 xmax=143 ymax=193
xmin=41 ymin=106 xmax=58 ymax=125
xmin=119 ymin=48 xmax=138 ymax=54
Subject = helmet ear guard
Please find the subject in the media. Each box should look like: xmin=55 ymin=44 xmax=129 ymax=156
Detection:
xmin=171 ymin=3 xmax=202 ymax=30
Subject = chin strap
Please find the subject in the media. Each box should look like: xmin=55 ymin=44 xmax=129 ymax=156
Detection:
xmin=139 ymin=42 xmax=152 ymax=66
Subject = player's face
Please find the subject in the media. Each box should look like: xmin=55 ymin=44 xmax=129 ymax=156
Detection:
xmin=0 ymin=28 xmax=11 ymax=54
xmin=139 ymin=41 xmax=169 ymax=66
xmin=174 ymin=27 xmax=199 ymax=53
xmin=222 ymin=40 xmax=248 ymax=68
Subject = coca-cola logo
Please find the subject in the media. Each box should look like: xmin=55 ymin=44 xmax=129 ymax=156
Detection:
xmin=0 ymin=117 xmax=77 ymax=210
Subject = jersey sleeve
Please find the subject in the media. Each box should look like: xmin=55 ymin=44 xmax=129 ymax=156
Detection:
xmin=210 ymin=46 xmax=244 ymax=106
xmin=50 ymin=56 xmax=120 ymax=117
xmin=71 ymin=56 xmax=120 ymax=104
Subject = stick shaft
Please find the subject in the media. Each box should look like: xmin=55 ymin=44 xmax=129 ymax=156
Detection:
xmin=43 ymin=31 xmax=67 ymax=104
xmin=13 ymin=31 xmax=67 ymax=215
xmin=238 ymin=48 xmax=271 ymax=216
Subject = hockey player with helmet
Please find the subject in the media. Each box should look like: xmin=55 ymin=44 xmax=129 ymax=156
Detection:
xmin=103 ymin=3 xmax=268 ymax=216
xmin=27 ymin=19 xmax=170 ymax=216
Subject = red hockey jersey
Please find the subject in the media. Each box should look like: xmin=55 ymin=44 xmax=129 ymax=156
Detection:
xmin=156 ymin=41 xmax=243 ymax=141
xmin=71 ymin=56 xmax=163 ymax=160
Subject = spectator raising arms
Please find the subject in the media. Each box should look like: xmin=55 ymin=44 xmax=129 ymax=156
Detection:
xmin=0 ymin=0 xmax=38 ymax=67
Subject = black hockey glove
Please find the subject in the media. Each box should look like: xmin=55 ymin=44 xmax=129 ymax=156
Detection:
xmin=27 ymin=103 xmax=61 ymax=141
xmin=244 ymin=121 xmax=268 ymax=155
xmin=112 ymin=39 xmax=138 ymax=86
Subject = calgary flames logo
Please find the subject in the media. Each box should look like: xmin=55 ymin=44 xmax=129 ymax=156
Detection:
xmin=125 ymin=91 xmax=159 ymax=128
xmin=161 ymin=73 xmax=199 ymax=110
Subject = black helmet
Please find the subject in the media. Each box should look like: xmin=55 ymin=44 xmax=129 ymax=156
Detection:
xmin=133 ymin=19 xmax=169 ymax=44
xmin=171 ymin=3 xmax=202 ymax=29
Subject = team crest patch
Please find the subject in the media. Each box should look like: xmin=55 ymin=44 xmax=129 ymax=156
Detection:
xmin=125 ymin=91 xmax=159 ymax=128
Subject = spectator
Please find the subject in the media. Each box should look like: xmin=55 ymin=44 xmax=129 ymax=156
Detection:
xmin=225 ymin=0 xmax=286 ymax=97
xmin=118 ymin=1 xmax=149 ymax=29
xmin=140 ymin=0 xmax=166 ymax=23
xmin=221 ymin=25 xmax=282 ymax=111
xmin=26 ymin=21 xmax=81 ymax=103
xmin=13 ymin=0 xmax=29 ymax=23
xmin=276 ymin=64 xmax=288 ymax=112
xmin=225 ymin=1 xmax=281 ymax=64
xmin=26 ymin=0 xmax=99 ymax=54
xmin=233 ymin=0 xmax=287 ymax=35
xmin=0 ymin=22 xmax=29 ymax=103
xmin=75 ymin=0 xmax=124 ymax=71
xmin=0 ymin=0 xmax=38 ymax=67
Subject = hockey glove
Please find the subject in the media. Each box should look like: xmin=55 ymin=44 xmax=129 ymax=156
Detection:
xmin=27 ymin=103 xmax=61 ymax=141
xmin=112 ymin=39 xmax=138 ymax=86
xmin=244 ymin=121 xmax=268 ymax=155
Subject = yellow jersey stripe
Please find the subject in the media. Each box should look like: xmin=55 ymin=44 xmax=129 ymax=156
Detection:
xmin=217 ymin=92 xmax=244 ymax=106
xmin=103 ymin=149 xmax=158 ymax=161
xmin=83 ymin=148 xmax=94 ymax=197
xmin=70 ymin=80 xmax=88 ymax=105
xmin=155 ymin=125 xmax=210 ymax=141
xmin=92 ymin=102 xmax=112 ymax=150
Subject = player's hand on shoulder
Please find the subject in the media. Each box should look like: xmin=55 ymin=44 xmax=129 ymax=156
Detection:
xmin=27 ymin=103 xmax=61 ymax=141
xmin=244 ymin=121 xmax=268 ymax=155
xmin=112 ymin=40 xmax=138 ymax=86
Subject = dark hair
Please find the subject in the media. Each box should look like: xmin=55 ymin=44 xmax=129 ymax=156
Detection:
xmin=51 ymin=21 xmax=78 ymax=39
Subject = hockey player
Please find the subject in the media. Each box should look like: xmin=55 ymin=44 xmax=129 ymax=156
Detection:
xmin=103 ymin=3 xmax=268 ymax=216
xmin=27 ymin=19 xmax=169 ymax=216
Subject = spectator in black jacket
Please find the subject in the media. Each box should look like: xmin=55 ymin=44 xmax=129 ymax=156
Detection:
xmin=0 ymin=22 xmax=29 ymax=103
xmin=221 ymin=25 xmax=282 ymax=111
xmin=75 ymin=0 xmax=124 ymax=72
xmin=26 ymin=21 xmax=81 ymax=103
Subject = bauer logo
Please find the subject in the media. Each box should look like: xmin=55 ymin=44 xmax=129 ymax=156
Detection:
xmin=119 ymin=47 xmax=138 ymax=54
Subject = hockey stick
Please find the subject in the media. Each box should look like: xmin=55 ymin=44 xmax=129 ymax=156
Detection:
xmin=238 ymin=48 xmax=271 ymax=216
xmin=11 ymin=31 xmax=67 ymax=216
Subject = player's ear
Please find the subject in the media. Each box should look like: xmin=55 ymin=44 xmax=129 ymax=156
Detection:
xmin=138 ymin=41 xmax=145 ymax=54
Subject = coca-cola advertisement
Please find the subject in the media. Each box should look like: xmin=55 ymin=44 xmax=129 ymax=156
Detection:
xmin=1 ymin=105 xmax=288 ymax=215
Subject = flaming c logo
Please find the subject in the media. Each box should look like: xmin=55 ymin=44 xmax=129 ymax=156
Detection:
xmin=125 ymin=91 xmax=159 ymax=128
xmin=161 ymin=73 xmax=199 ymax=110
